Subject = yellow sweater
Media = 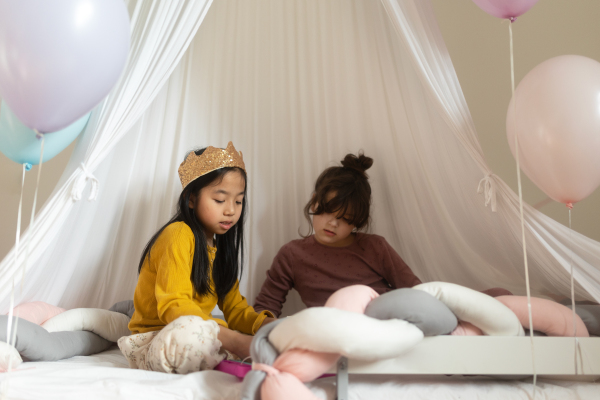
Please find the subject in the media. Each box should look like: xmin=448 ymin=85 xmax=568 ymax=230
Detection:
xmin=129 ymin=221 xmax=272 ymax=334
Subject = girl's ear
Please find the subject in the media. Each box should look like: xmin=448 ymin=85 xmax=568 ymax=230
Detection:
xmin=310 ymin=193 xmax=317 ymax=213
xmin=188 ymin=193 xmax=197 ymax=209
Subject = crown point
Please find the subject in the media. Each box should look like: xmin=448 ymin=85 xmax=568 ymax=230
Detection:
xmin=178 ymin=142 xmax=246 ymax=189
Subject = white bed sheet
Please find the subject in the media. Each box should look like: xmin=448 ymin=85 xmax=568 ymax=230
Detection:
xmin=2 ymin=347 xmax=241 ymax=400
xmin=2 ymin=347 xmax=599 ymax=400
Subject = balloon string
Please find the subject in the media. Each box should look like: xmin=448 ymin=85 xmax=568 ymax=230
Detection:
xmin=568 ymin=209 xmax=580 ymax=374
xmin=509 ymin=21 xmax=537 ymax=393
xmin=6 ymin=164 xmax=25 ymax=350
xmin=2 ymin=135 xmax=45 ymax=398
xmin=2 ymin=163 xmax=27 ymax=399
xmin=22 ymin=132 xmax=45 ymax=292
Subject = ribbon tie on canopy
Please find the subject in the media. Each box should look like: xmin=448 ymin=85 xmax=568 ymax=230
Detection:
xmin=71 ymin=163 xmax=99 ymax=201
xmin=477 ymin=173 xmax=497 ymax=212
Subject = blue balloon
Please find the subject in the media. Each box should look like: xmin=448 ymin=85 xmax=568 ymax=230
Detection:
xmin=0 ymin=101 xmax=90 ymax=165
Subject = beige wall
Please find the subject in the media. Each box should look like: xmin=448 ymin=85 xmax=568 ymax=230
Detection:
xmin=1 ymin=0 xmax=599 ymax=260
xmin=430 ymin=0 xmax=600 ymax=241
xmin=0 ymin=139 xmax=74 ymax=260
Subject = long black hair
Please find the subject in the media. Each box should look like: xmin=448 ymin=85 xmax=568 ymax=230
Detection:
xmin=138 ymin=148 xmax=247 ymax=302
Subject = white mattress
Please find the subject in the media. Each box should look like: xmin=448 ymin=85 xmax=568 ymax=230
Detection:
xmin=2 ymin=346 xmax=599 ymax=400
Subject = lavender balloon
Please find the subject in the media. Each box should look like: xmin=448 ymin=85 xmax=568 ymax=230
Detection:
xmin=472 ymin=0 xmax=540 ymax=20
xmin=0 ymin=0 xmax=130 ymax=133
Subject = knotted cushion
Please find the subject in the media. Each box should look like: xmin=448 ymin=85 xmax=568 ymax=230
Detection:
xmin=268 ymin=307 xmax=423 ymax=361
xmin=365 ymin=288 xmax=458 ymax=336
xmin=241 ymin=319 xmax=284 ymax=400
xmin=109 ymin=300 xmax=135 ymax=319
xmin=42 ymin=308 xmax=131 ymax=342
xmin=324 ymin=285 xmax=379 ymax=313
xmin=10 ymin=301 xmax=66 ymax=325
xmin=413 ymin=282 xmax=524 ymax=336
xmin=497 ymin=296 xmax=589 ymax=337
xmin=451 ymin=321 xmax=484 ymax=336
xmin=247 ymin=285 xmax=420 ymax=400
xmin=0 ymin=316 xmax=112 ymax=361
xmin=568 ymin=304 xmax=600 ymax=336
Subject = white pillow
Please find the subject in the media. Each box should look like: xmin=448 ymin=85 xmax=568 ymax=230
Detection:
xmin=0 ymin=342 xmax=22 ymax=372
xmin=41 ymin=308 xmax=131 ymax=342
xmin=268 ymin=307 xmax=423 ymax=361
xmin=413 ymin=282 xmax=524 ymax=336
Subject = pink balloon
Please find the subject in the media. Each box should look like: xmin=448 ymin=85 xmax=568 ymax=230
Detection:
xmin=472 ymin=0 xmax=540 ymax=20
xmin=506 ymin=55 xmax=600 ymax=205
xmin=0 ymin=0 xmax=130 ymax=133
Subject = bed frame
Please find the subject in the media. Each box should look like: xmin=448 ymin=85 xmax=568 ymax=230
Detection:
xmin=332 ymin=336 xmax=600 ymax=400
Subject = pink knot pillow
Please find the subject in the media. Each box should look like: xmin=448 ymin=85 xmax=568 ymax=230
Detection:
xmin=495 ymin=296 xmax=589 ymax=337
xmin=10 ymin=302 xmax=66 ymax=325
xmin=324 ymin=285 xmax=379 ymax=313
xmin=451 ymin=321 xmax=484 ymax=336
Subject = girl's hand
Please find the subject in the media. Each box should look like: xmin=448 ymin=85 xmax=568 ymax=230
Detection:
xmin=217 ymin=326 xmax=253 ymax=359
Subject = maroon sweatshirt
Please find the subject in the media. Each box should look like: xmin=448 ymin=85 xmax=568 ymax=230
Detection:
xmin=253 ymin=233 xmax=421 ymax=317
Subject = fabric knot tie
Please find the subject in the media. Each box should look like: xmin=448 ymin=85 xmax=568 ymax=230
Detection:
xmin=71 ymin=163 xmax=99 ymax=201
xmin=477 ymin=173 xmax=497 ymax=212
xmin=252 ymin=362 xmax=280 ymax=377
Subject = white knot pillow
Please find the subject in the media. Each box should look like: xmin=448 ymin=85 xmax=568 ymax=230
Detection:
xmin=0 ymin=342 xmax=22 ymax=372
xmin=268 ymin=307 xmax=423 ymax=361
xmin=42 ymin=308 xmax=131 ymax=342
xmin=413 ymin=282 xmax=524 ymax=336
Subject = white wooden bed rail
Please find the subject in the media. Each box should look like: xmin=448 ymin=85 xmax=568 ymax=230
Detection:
xmin=332 ymin=336 xmax=600 ymax=400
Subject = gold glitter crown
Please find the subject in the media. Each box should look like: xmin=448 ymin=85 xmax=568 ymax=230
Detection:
xmin=178 ymin=141 xmax=246 ymax=189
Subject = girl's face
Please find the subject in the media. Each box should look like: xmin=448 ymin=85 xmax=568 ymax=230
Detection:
xmin=189 ymin=170 xmax=245 ymax=246
xmin=312 ymin=193 xmax=356 ymax=247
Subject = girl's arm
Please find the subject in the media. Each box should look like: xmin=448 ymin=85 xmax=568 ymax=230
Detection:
xmin=218 ymin=281 xmax=275 ymax=335
xmin=253 ymin=249 xmax=294 ymax=317
xmin=377 ymin=236 xmax=422 ymax=288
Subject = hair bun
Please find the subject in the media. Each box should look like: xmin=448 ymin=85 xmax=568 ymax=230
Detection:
xmin=341 ymin=152 xmax=373 ymax=175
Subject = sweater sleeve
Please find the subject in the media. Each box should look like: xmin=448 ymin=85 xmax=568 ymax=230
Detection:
xmin=154 ymin=224 xmax=225 ymax=327
xmin=218 ymin=281 xmax=274 ymax=335
xmin=253 ymin=247 xmax=294 ymax=318
xmin=377 ymin=236 xmax=422 ymax=289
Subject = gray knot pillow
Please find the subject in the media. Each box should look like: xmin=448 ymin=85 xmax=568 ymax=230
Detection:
xmin=241 ymin=318 xmax=284 ymax=400
xmin=109 ymin=300 xmax=135 ymax=319
xmin=365 ymin=288 xmax=458 ymax=336
xmin=568 ymin=304 xmax=600 ymax=336
xmin=0 ymin=316 xmax=112 ymax=361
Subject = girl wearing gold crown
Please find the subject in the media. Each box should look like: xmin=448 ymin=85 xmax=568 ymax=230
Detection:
xmin=253 ymin=152 xmax=423 ymax=317
xmin=118 ymin=142 xmax=274 ymax=374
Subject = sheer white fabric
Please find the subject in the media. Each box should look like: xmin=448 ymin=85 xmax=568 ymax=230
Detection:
xmin=0 ymin=0 xmax=214 ymax=311
xmin=1 ymin=0 xmax=599 ymax=313
xmin=381 ymin=0 xmax=600 ymax=302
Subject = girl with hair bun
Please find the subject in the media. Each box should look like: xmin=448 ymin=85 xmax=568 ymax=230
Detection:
xmin=253 ymin=152 xmax=422 ymax=317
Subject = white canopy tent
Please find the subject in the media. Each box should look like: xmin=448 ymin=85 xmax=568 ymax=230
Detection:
xmin=1 ymin=0 xmax=599 ymax=315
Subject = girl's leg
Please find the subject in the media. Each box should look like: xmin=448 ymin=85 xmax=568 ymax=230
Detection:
xmin=119 ymin=316 xmax=225 ymax=374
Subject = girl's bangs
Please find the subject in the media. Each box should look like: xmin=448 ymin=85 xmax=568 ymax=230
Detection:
xmin=319 ymin=192 xmax=366 ymax=228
